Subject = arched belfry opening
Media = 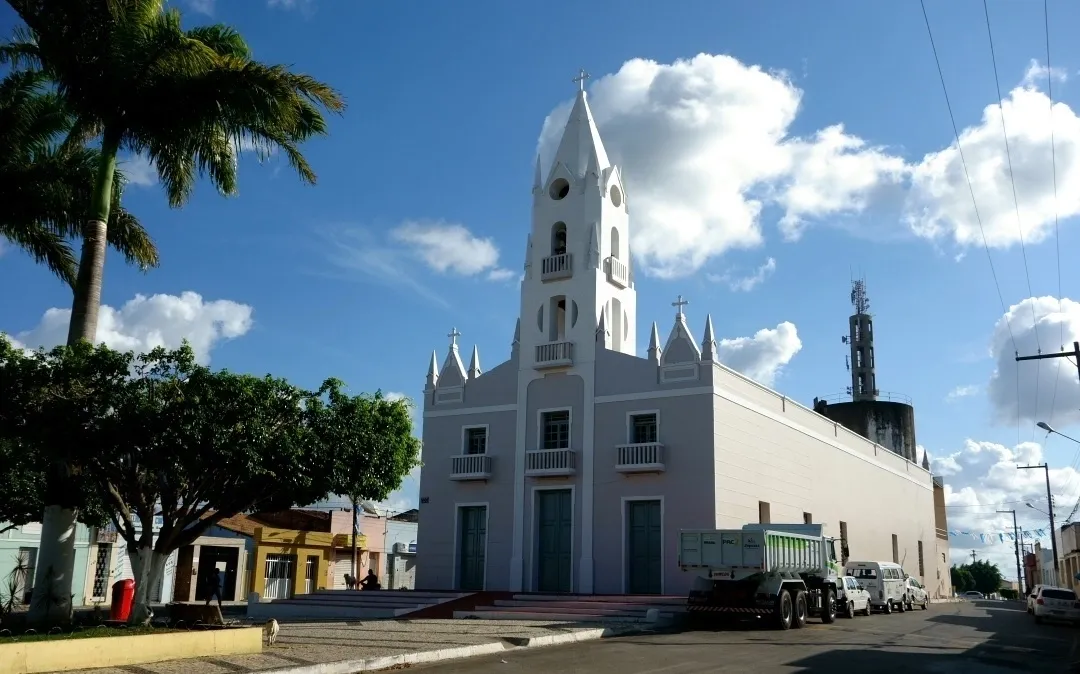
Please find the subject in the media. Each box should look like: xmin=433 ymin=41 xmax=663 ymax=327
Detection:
xmin=610 ymin=226 xmax=620 ymax=260
xmin=551 ymin=222 xmax=567 ymax=256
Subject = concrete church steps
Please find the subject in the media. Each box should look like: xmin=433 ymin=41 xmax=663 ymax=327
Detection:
xmin=247 ymin=589 xmax=468 ymax=621
xmin=453 ymin=594 xmax=688 ymax=624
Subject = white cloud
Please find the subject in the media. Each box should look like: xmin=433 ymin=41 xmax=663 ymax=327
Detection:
xmin=390 ymin=221 xmax=512 ymax=278
xmin=906 ymin=82 xmax=1080 ymax=249
xmin=536 ymin=54 xmax=908 ymax=278
xmin=185 ymin=0 xmax=215 ymax=15
xmin=946 ymin=385 xmax=981 ymax=402
xmin=716 ymin=321 xmax=802 ymax=387
xmin=708 ymin=257 xmax=776 ymax=292
xmin=120 ymin=155 xmax=157 ymax=187
xmin=933 ymin=438 xmax=1079 ymax=581
xmin=8 ymin=291 xmax=253 ymax=363
xmin=1022 ymin=59 xmax=1068 ymax=88
xmin=324 ymin=222 xmax=514 ymax=304
xmin=988 ymin=296 xmax=1080 ymax=427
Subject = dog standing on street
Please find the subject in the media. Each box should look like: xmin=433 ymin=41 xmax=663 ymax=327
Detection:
xmin=264 ymin=618 xmax=280 ymax=647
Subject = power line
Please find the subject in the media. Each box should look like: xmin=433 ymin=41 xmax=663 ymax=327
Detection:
xmin=982 ymin=0 xmax=1043 ymax=442
xmin=920 ymin=1 xmax=1021 ymax=444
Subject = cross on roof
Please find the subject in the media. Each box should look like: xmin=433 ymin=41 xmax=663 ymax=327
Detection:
xmin=672 ymin=295 xmax=689 ymax=316
xmin=448 ymin=327 xmax=461 ymax=347
xmin=573 ymin=69 xmax=590 ymax=92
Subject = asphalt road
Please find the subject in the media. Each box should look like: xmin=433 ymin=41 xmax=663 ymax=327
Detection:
xmin=412 ymin=600 xmax=1079 ymax=673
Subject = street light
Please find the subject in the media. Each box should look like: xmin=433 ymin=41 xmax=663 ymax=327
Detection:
xmin=1037 ymin=421 xmax=1080 ymax=445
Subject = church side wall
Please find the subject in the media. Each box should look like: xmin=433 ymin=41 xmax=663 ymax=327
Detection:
xmin=592 ymin=392 xmax=716 ymax=596
xmin=709 ymin=389 xmax=940 ymax=594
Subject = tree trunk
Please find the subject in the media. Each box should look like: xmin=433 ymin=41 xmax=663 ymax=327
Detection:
xmin=128 ymin=545 xmax=167 ymax=627
xmin=30 ymin=137 xmax=119 ymax=627
xmin=27 ymin=506 xmax=77 ymax=625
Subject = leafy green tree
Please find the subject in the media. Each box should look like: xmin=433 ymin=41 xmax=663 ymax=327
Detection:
xmin=2 ymin=0 xmax=344 ymax=622
xmin=0 ymin=439 xmax=45 ymax=536
xmin=951 ymin=565 xmax=975 ymax=593
xmin=965 ymin=559 xmax=1004 ymax=596
xmin=0 ymin=336 xmax=418 ymax=625
xmin=0 ymin=69 xmax=158 ymax=287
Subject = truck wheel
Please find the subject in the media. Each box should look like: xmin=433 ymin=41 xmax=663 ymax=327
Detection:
xmin=821 ymin=587 xmax=837 ymax=624
xmin=775 ymin=591 xmax=794 ymax=630
xmin=793 ymin=590 xmax=809 ymax=629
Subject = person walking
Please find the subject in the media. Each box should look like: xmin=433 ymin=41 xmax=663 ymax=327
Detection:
xmin=205 ymin=568 xmax=224 ymax=608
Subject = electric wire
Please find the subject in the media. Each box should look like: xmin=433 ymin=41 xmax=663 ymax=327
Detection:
xmin=982 ymin=0 xmax=1043 ymax=444
xmin=920 ymin=1 xmax=1021 ymax=444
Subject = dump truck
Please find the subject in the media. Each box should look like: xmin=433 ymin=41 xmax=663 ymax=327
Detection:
xmin=678 ymin=523 xmax=843 ymax=630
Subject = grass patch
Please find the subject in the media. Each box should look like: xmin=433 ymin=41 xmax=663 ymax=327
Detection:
xmin=0 ymin=625 xmax=180 ymax=644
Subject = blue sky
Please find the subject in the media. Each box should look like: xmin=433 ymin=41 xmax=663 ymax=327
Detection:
xmin=4 ymin=0 xmax=1080 ymax=576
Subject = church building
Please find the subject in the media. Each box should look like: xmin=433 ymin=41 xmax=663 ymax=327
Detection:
xmin=415 ymin=77 xmax=948 ymax=598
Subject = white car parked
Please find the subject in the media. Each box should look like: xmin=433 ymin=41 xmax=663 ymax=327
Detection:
xmin=903 ymin=576 xmax=929 ymax=610
xmin=1027 ymin=585 xmax=1044 ymax=613
xmin=1032 ymin=586 xmax=1080 ymax=625
xmin=839 ymin=576 xmax=873 ymax=618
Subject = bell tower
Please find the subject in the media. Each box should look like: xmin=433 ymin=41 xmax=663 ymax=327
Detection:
xmin=518 ymin=70 xmax=636 ymax=373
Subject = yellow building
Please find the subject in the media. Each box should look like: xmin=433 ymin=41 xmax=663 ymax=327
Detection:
xmin=252 ymin=526 xmax=367 ymax=599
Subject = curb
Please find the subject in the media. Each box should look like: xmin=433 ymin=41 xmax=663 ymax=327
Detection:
xmin=256 ymin=626 xmax=634 ymax=674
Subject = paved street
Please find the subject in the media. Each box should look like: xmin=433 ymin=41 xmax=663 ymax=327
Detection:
xmin=413 ymin=600 xmax=1080 ymax=673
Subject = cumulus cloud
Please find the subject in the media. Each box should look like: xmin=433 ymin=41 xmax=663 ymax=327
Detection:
xmin=946 ymin=385 xmax=981 ymax=402
xmin=390 ymin=221 xmax=513 ymax=279
xmin=906 ymin=83 xmax=1080 ymax=249
xmin=933 ymin=438 xmax=1079 ymax=580
xmin=708 ymin=257 xmax=777 ymax=292
xmin=535 ymin=56 xmax=1080 ymax=276
xmin=988 ymin=296 xmax=1080 ymax=427
xmin=716 ymin=321 xmax=802 ymax=387
xmin=120 ymin=155 xmax=157 ymax=187
xmin=185 ymin=0 xmax=215 ymax=15
xmin=7 ymin=291 xmax=253 ymax=363
xmin=322 ymin=221 xmax=513 ymax=308
xmin=536 ymin=54 xmax=907 ymax=278
xmin=1021 ymin=59 xmax=1067 ymax=88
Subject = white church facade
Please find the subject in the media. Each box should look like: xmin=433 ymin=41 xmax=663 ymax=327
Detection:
xmin=415 ymin=80 xmax=949 ymax=598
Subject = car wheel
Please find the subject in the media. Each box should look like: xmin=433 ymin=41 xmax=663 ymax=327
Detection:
xmin=884 ymin=601 xmax=893 ymax=615
xmin=844 ymin=600 xmax=855 ymax=619
xmin=863 ymin=600 xmax=872 ymax=616
xmin=922 ymin=597 xmax=929 ymax=610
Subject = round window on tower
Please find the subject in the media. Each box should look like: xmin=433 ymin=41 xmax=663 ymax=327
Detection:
xmin=549 ymin=178 xmax=570 ymax=200
xmin=610 ymin=185 xmax=623 ymax=208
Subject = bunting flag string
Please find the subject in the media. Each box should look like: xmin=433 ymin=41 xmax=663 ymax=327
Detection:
xmin=946 ymin=528 xmax=1049 ymax=543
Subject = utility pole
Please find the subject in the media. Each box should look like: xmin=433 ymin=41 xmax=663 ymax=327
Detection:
xmin=1016 ymin=341 xmax=1080 ymax=387
xmin=351 ymin=495 xmax=359 ymax=585
xmin=998 ymin=509 xmax=1024 ymax=595
xmin=1018 ymin=464 xmax=1060 ymax=585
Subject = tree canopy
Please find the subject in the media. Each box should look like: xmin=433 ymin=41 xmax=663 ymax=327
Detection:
xmin=0 ymin=336 xmax=420 ymax=623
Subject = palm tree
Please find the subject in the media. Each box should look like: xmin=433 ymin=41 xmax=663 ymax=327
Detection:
xmin=0 ymin=69 xmax=158 ymax=287
xmin=2 ymin=0 xmax=344 ymax=624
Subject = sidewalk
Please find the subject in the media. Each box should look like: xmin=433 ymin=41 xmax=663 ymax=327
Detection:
xmin=57 ymin=618 xmax=645 ymax=674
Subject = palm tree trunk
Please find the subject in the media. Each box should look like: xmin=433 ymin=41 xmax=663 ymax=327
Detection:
xmin=29 ymin=135 xmax=120 ymax=626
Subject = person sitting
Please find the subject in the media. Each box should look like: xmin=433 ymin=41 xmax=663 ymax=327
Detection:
xmin=358 ymin=569 xmax=381 ymax=591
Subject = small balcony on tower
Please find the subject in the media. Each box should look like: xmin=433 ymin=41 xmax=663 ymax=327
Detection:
xmin=605 ymin=255 xmax=628 ymax=288
xmin=542 ymin=222 xmax=573 ymax=282
xmin=541 ymin=253 xmax=572 ymax=282
xmin=535 ymin=341 xmax=574 ymax=369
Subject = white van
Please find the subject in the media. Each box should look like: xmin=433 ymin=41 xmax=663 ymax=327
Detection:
xmin=845 ymin=561 xmax=906 ymax=614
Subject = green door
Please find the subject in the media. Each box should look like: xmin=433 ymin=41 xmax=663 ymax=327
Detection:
xmin=627 ymin=500 xmax=662 ymax=594
xmin=458 ymin=506 xmax=487 ymax=591
xmin=536 ymin=490 xmax=573 ymax=593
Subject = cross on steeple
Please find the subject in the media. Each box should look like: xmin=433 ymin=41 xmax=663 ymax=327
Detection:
xmin=447 ymin=327 xmax=461 ymax=348
xmin=573 ymin=68 xmax=590 ymax=92
xmin=672 ymin=295 xmax=689 ymax=316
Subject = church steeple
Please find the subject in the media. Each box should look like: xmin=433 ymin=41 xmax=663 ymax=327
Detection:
xmin=545 ymin=70 xmax=610 ymax=184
